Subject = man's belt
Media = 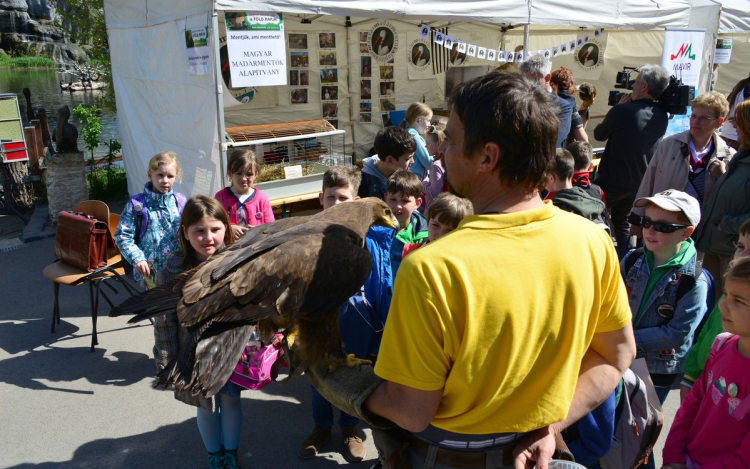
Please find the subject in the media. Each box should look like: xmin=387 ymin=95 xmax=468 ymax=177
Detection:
xmin=406 ymin=433 xmax=514 ymax=468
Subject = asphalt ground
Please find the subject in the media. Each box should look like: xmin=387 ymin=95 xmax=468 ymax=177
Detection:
xmin=0 ymin=228 xmax=680 ymax=469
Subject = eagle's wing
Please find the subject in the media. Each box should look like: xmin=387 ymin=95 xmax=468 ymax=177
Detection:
xmin=164 ymin=226 xmax=375 ymax=397
xmin=178 ymin=224 xmax=374 ymax=327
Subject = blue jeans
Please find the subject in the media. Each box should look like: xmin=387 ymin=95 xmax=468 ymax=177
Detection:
xmin=311 ymin=385 xmax=359 ymax=427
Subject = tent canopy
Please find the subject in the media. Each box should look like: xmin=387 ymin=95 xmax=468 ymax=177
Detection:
xmin=107 ymin=0 xmax=694 ymax=29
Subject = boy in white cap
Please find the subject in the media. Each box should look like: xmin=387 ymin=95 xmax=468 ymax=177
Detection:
xmin=622 ymin=189 xmax=709 ymax=405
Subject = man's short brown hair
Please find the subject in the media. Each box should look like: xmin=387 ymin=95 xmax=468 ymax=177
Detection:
xmin=386 ymin=170 xmax=422 ymax=199
xmin=322 ymin=166 xmax=361 ymax=194
xmin=449 ymin=70 xmax=558 ymax=192
xmin=428 ymin=193 xmax=473 ymax=229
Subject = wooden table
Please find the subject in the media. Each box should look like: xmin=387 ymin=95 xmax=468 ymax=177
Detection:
xmin=269 ymin=191 xmax=320 ymax=218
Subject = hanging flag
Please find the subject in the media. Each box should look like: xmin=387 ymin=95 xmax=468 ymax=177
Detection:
xmin=552 ymin=46 xmax=559 ymax=57
xmin=434 ymin=31 xmax=445 ymax=45
xmin=444 ymin=35 xmax=455 ymax=49
xmin=431 ymin=27 xmax=450 ymax=74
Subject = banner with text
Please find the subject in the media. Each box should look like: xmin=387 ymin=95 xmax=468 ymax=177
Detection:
xmin=661 ymin=29 xmax=704 ymax=89
xmin=184 ymin=26 xmax=211 ymax=75
xmin=225 ymin=12 xmax=286 ymax=87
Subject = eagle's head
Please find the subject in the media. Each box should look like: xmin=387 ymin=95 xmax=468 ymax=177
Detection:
xmin=325 ymin=197 xmax=399 ymax=234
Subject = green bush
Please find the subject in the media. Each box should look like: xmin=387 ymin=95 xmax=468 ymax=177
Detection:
xmin=0 ymin=55 xmax=57 ymax=68
xmin=87 ymin=166 xmax=128 ymax=201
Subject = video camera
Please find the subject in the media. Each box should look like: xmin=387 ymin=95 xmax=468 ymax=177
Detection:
xmin=607 ymin=66 xmax=695 ymax=115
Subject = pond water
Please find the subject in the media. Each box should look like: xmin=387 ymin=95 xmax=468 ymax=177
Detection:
xmin=0 ymin=69 xmax=119 ymax=158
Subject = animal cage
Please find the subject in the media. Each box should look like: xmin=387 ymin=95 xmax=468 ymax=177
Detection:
xmin=225 ymin=119 xmax=349 ymax=200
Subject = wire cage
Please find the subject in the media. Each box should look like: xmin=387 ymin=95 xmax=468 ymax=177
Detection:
xmin=225 ymin=119 xmax=348 ymax=181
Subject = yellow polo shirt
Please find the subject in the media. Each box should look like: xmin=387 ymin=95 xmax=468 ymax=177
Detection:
xmin=374 ymin=202 xmax=631 ymax=434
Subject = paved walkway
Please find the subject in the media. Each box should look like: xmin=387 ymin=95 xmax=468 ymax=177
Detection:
xmin=0 ymin=211 xmax=680 ymax=468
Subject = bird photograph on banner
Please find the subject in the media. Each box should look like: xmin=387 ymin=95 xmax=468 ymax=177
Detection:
xmin=110 ymin=198 xmax=398 ymax=399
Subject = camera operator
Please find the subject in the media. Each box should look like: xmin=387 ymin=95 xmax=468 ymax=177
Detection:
xmin=594 ymin=64 xmax=670 ymax=255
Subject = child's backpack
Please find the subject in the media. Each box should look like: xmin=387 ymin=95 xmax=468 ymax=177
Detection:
xmin=122 ymin=192 xmax=187 ymax=276
xmin=229 ymin=333 xmax=285 ymax=390
xmin=600 ymin=368 xmax=664 ymax=469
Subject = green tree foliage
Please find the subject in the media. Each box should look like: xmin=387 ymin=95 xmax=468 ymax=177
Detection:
xmin=56 ymin=0 xmax=116 ymax=112
xmin=72 ymin=104 xmax=102 ymax=161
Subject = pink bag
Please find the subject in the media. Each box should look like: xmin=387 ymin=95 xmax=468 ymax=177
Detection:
xmin=229 ymin=333 xmax=284 ymax=390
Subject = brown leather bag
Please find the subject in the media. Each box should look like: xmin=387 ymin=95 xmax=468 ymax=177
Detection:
xmin=55 ymin=211 xmax=114 ymax=272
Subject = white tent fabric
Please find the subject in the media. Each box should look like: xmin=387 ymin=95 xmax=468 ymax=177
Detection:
xmin=104 ymin=0 xmax=744 ymax=197
xmin=106 ymin=13 xmax=222 ymax=197
xmin=717 ymin=0 xmax=750 ymax=33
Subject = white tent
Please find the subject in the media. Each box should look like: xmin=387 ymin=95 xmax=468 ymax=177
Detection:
xmin=103 ymin=0 xmax=742 ymax=197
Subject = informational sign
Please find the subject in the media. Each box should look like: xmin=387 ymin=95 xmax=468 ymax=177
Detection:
xmin=573 ymin=32 xmax=607 ymax=79
xmin=184 ymin=26 xmax=211 ymax=75
xmin=714 ymin=38 xmax=732 ymax=64
xmin=224 ymin=12 xmax=286 ymax=87
xmin=284 ymin=165 xmax=303 ymax=179
xmin=662 ymin=29 xmax=704 ymax=89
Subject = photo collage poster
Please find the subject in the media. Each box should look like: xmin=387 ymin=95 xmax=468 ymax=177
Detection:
xmin=319 ymin=32 xmax=338 ymax=128
xmin=358 ymin=31 xmax=373 ymax=124
xmin=288 ymin=32 xmax=309 ymax=105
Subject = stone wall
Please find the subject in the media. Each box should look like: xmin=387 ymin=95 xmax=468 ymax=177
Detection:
xmin=46 ymin=150 xmax=87 ymax=223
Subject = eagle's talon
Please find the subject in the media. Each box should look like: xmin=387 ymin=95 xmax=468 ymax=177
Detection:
xmin=328 ymin=353 xmax=373 ymax=371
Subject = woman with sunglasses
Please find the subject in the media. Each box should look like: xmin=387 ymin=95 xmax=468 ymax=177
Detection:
xmin=629 ymin=92 xmax=735 ymax=240
xmin=695 ymin=99 xmax=750 ymax=298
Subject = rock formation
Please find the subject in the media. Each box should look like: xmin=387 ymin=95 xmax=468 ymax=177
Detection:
xmin=0 ymin=0 xmax=88 ymax=65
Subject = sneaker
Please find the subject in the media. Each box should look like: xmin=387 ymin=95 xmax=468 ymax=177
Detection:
xmin=341 ymin=425 xmax=366 ymax=462
xmin=224 ymin=449 xmax=241 ymax=469
xmin=207 ymin=452 xmax=225 ymax=469
xmin=299 ymin=425 xmax=332 ymax=458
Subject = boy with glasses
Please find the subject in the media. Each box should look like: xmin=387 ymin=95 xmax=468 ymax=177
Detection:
xmin=622 ymin=189 xmax=709 ymax=407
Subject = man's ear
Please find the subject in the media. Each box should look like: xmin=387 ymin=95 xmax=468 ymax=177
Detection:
xmin=682 ymin=226 xmax=696 ymax=240
xmin=587 ymin=162 xmax=594 ymax=171
xmin=319 ymin=192 xmax=324 ymax=206
xmin=544 ymin=73 xmax=552 ymax=85
xmin=478 ymin=142 xmax=501 ymax=173
xmin=354 ymin=196 xmax=361 ymax=200
xmin=415 ymin=197 xmax=422 ymax=208
xmin=716 ymin=117 xmax=725 ymax=129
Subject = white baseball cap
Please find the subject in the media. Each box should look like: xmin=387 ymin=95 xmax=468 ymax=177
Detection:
xmin=633 ymin=189 xmax=701 ymax=226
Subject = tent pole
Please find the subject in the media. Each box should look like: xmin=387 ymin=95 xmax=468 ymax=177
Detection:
xmin=523 ymin=24 xmax=530 ymax=57
xmin=211 ymin=6 xmax=228 ymax=189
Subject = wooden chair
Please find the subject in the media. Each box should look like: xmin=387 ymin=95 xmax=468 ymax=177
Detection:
xmin=43 ymin=200 xmax=137 ymax=351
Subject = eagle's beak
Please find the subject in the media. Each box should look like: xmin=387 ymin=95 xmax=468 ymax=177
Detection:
xmin=383 ymin=213 xmax=400 ymax=231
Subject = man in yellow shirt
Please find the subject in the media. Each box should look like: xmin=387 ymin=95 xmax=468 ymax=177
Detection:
xmin=363 ymin=71 xmax=637 ymax=468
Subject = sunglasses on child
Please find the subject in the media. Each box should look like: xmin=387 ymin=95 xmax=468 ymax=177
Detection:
xmin=639 ymin=216 xmax=689 ymax=233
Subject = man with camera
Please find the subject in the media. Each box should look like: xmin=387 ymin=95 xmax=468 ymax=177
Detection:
xmin=594 ymin=64 xmax=670 ymax=255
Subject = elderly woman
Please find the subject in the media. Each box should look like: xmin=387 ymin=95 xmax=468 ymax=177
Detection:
xmin=629 ymin=92 xmax=735 ymax=238
xmin=695 ymin=99 xmax=750 ymax=296
xmin=550 ymin=66 xmax=588 ymax=143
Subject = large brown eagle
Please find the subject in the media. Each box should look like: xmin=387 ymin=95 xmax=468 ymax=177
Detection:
xmin=110 ymin=198 xmax=397 ymax=398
